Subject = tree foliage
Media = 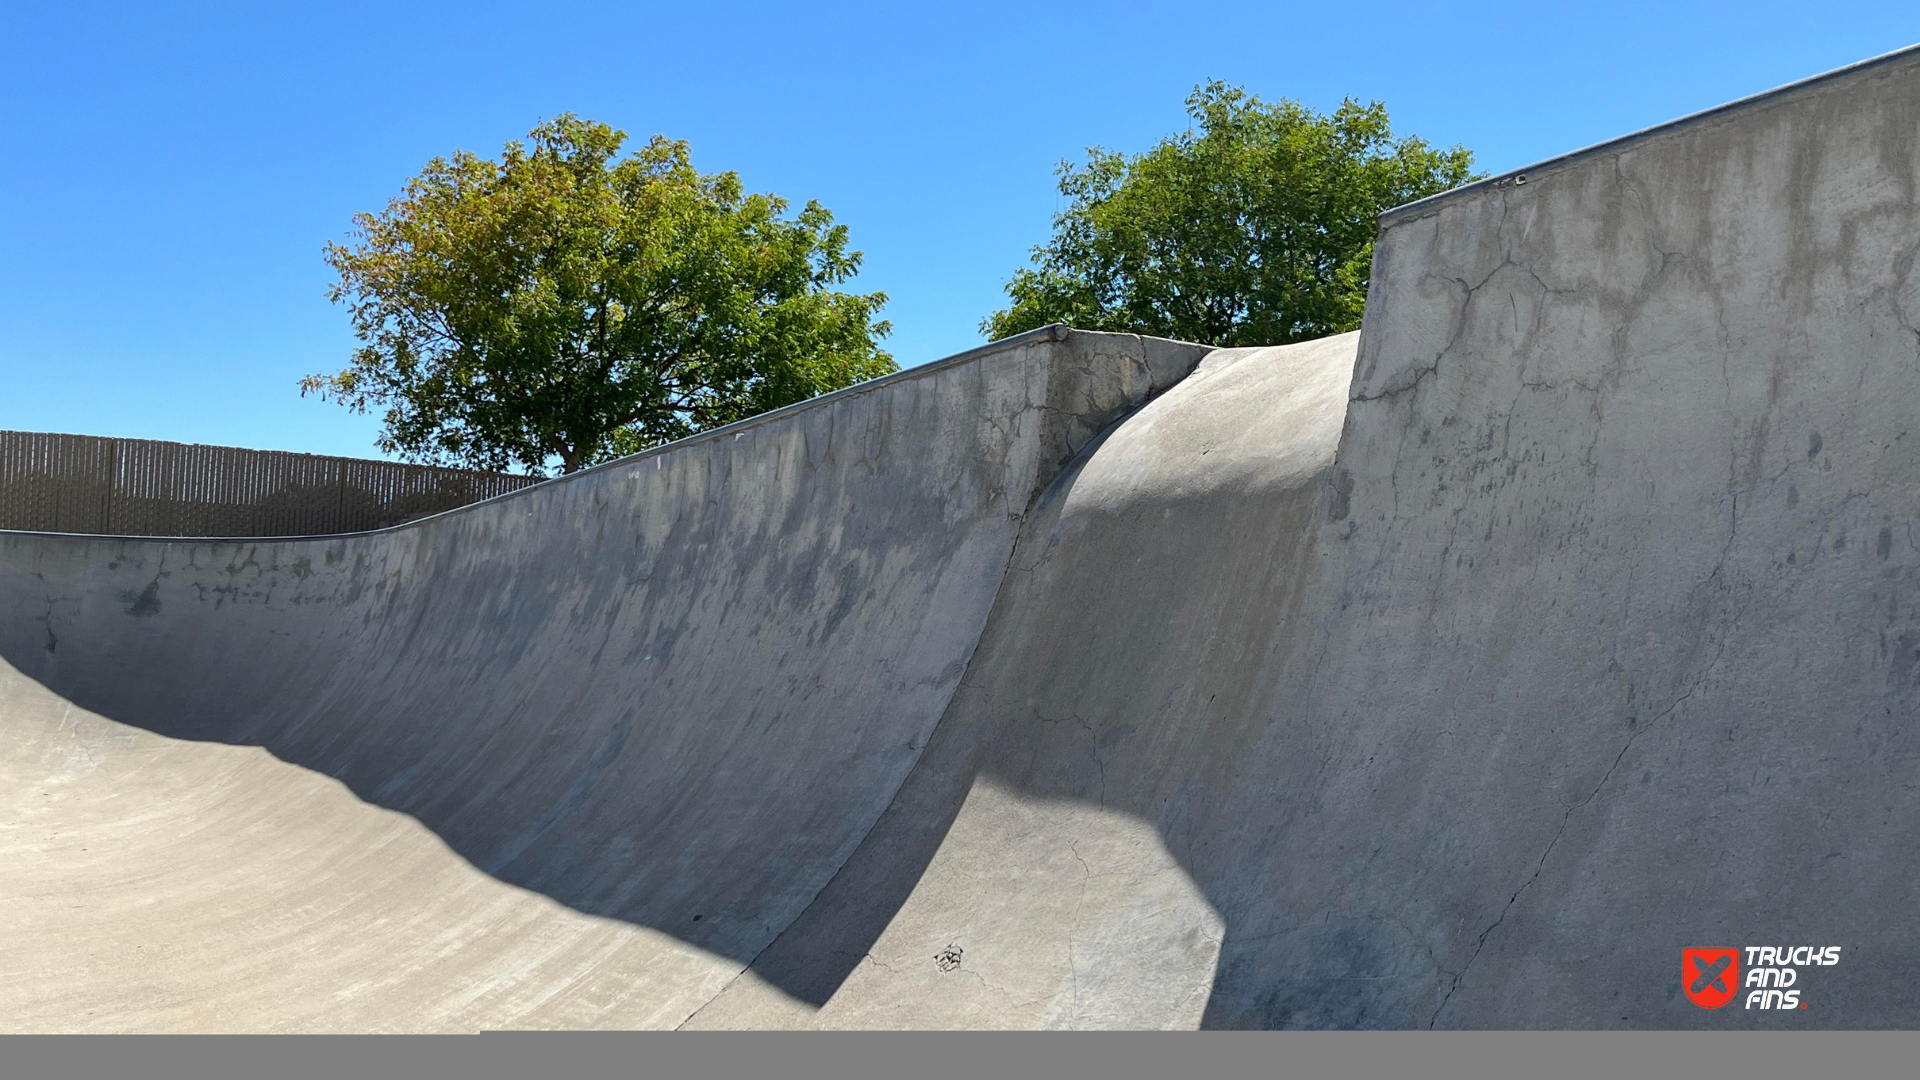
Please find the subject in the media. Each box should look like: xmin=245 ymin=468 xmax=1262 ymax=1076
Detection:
xmin=306 ymin=116 xmax=895 ymax=474
xmin=983 ymin=83 xmax=1479 ymax=347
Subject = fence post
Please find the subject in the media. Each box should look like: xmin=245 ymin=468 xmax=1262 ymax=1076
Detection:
xmin=103 ymin=438 xmax=116 ymax=534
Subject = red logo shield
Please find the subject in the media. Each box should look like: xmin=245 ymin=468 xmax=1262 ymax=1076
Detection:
xmin=1683 ymin=947 xmax=1739 ymax=1008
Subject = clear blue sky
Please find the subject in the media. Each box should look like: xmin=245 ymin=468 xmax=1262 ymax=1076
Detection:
xmin=3 ymin=2 xmax=1916 ymax=460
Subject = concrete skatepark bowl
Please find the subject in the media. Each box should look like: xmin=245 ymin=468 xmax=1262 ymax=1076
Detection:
xmin=7 ymin=47 xmax=1920 ymax=1030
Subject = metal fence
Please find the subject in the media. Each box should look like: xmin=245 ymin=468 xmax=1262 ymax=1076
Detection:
xmin=0 ymin=430 xmax=544 ymax=537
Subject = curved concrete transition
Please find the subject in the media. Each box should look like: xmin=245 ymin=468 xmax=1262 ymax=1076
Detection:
xmin=9 ymin=46 xmax=1920 ymax=1030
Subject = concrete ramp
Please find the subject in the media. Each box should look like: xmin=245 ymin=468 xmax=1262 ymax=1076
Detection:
xmin=683 ymin=332 xmax=1358 ymax=1029
xmin=0 ymin=328 xmax=1208 ymax=1030
xmin=10 ymin=45 xmax=1920 ymax=1029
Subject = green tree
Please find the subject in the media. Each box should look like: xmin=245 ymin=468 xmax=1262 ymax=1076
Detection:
xmin=305 ymin=115 xmax=895 ymax=475
xmin=983 ymin=82 xmax=1478 ymax=347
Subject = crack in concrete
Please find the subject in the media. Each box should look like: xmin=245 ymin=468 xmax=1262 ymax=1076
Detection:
xmin=1353 ymin=253 xmax=1510 ymax=406
xmin=1426 ymin=685 xmax=1698 ymax=1029
xmin=1066 ymin=838 xmax=1093 ymax=1030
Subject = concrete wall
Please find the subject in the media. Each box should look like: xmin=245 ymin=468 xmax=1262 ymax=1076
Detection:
xmin=0 ymin=327 xmax=1207 ymax=1030
xmin=695 ymin=47 xmax=1920 ymax=1029
xmin=1308 ymin=47 xmax=1920 ymax=1027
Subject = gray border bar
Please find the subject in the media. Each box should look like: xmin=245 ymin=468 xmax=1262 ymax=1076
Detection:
xmin=5 ymin=1031 xmax=1918 ymax=1080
